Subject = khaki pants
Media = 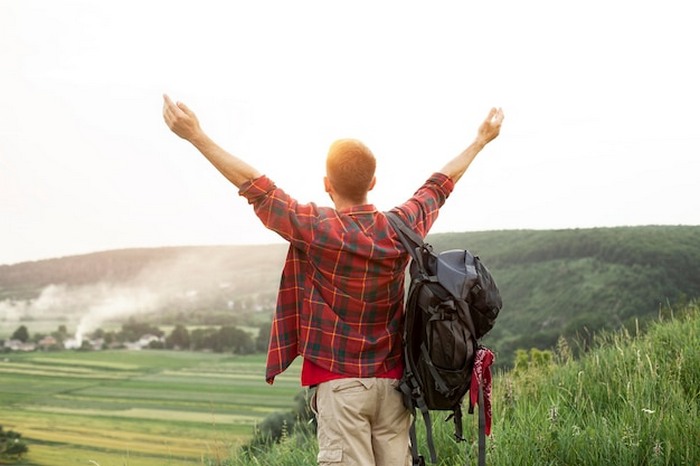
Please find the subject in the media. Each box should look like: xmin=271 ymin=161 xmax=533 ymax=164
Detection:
xmin=313 ymin=378 xmax=412 ymax=466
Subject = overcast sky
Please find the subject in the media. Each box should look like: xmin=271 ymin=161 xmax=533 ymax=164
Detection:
xmin=1 ymin=0 xmax=698 ymax=266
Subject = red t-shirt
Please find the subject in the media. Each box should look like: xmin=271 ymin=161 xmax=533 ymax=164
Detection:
xmin=301 ymin=357 xmax=404 ymax=387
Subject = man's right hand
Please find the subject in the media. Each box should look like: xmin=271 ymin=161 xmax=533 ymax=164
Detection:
xmin=162 ymin=94 xmax=203 ymax=142
xmin=476 ymin=107 xmax=504 ymax=146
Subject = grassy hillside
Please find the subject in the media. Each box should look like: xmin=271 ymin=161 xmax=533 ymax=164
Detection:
xmin=219 ymin=302 xmax=700 ymax=465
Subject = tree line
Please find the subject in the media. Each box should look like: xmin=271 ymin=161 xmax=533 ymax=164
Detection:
xmin=2 ymin=319 xmax=271 ymax=355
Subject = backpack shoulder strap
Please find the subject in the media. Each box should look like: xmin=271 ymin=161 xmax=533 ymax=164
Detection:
xmin=387 ymin=211 xmax=439 ymax=465
xmin=385 ymin=211 xmax=431 ymax=271
xmin=386 ymin=211 xmax=425 ymax=247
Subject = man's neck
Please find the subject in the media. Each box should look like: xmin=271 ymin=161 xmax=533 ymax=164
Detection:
xmin=333 ymin=196 xmax=368 ymax=211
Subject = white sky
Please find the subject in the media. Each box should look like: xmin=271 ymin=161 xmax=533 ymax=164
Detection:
xmin=1 ymin=0 xmax=698 ymax=266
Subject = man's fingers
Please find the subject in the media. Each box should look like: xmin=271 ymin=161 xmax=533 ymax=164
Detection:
xmin=177 ymin=101 xmax=192 ymax=115
xmin=494 ymin=108 xmax=504 ymax=124
xmin=163 ymin=94 xmax=178 ymax=116
xmin=163 ymin=93 xmax=188 ymax=119
xmin=162 ymin=94 xmax=177 ymax=122
xmin=486 ymin=107 xmax=504 ymax=126
xmin=162 ymin=93 xmax=200 ymax=141
xmin=487 ymin=107 xmax=504 ymax=124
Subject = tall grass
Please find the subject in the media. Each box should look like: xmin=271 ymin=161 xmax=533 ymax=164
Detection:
xmin=484 ymin=302 xmax=698 ymax=465
xmin=223 ymin=302 xmax=699 ymax=465
xmin=209 ymin=421 xmax=317 ymax=465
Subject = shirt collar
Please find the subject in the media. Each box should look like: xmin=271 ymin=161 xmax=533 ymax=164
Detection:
xmin=338 ymin=204 xmax=378 ymax=216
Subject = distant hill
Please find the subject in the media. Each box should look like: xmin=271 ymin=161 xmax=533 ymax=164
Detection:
xmin=428 ymin=226 xmax=700 ymax=362
xmin=0 ymin=245 xmax=289 ymax=328
xmin=2 ymin=226 xmax=699 ymax=366
xmin=0 ymin=244 xmax=288 ymax=300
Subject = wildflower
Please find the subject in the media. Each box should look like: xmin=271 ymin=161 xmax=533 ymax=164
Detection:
xmin=642 ymin=408 xmax=655 ymax=414
xmin=621 ymin=425 xmax=639 ymax=448
xmin=502 ymin=377 xmax=515 ymax=409
xmin=556 ymin=335 xmax=572 ymax=363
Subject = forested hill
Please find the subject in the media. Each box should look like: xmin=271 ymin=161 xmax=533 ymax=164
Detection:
xmin=428 ymin=226 xmax=700 ymax=361
xmin=2 ymin=225 xmax=699 ymax=365
xmin=0 ymin=244 xmax=289 ymax=301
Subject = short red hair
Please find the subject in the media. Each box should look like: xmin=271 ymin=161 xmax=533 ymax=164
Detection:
xmin=326 ymin=139 xmax=376 ymax=203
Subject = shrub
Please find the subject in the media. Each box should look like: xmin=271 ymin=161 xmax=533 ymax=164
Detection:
xmin=0 ymin=425 xmax=29 ymax=462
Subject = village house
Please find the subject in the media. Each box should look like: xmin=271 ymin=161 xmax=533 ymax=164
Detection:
xmin=3 ymin=339 xmax=36 ymax=352
xmin=123 ymin=334 xmax=163 ymax=350
xmin=37 ymin=335 xmax=60 ymax=350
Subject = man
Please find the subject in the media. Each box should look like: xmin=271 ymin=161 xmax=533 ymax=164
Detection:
xmin=163 ymin=95 xmax=504 ymax=466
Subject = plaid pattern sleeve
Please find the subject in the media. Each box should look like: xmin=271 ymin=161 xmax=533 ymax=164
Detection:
xmin=239 ymin=173 xmax=455 ymax=384
xmin=389 ymin=172 xmax=455 ymax=237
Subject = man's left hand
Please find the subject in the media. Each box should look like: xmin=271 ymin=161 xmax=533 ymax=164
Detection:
xmin=163 ymin=94 xmax=202 ymax=142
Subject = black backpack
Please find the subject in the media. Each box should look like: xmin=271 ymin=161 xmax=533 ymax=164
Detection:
xmin=386 ymin=212 xmax=502 ymax=466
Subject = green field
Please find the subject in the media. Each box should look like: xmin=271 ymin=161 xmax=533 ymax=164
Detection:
xmin=0 ymin=350 xmax=302 ymax=465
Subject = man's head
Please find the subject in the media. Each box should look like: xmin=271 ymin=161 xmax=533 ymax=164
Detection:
xmin=325 ymin=139 xmax=376 ymax=205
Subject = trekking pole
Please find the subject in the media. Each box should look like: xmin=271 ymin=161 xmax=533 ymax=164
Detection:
xmin=478 ymin=381 xmax=486 ymax=466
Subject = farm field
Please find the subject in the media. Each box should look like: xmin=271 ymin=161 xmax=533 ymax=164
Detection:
xmin=0 ymin=350 xmax=301 ymax=465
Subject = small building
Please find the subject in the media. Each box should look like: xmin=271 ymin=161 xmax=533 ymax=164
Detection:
xmin=124 ymin=334 xmax=164 ymax=350
xmin=37 ymin=335 xmax=60 ymax=350
xmin=3 ymin=339 xmax=37 ymax=352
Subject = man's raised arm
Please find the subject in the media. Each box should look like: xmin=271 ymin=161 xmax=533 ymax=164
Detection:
xmin=162 ymin=94 xmax=261 ymax=188
xmin=439 ymin=107 xmax=504 ymax=183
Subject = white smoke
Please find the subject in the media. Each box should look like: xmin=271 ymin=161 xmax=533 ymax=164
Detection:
xmin=72 ymin=286 xmax=160 ymax=345
xmin=0 ymin=248 xmax=283 ymax=341
xmin=1 ymin=252 xmax=220 ymax=340
xmin=0 ymin=282 xmax=162 ymax=342
xmin=0 ymin=300 xmax=25 ymax=322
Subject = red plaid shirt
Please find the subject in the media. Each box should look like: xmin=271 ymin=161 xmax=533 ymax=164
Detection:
xmin=239 ymin=173 xmax=454 ymax=384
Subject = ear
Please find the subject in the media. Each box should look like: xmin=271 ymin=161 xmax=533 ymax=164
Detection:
xmin=367 ymin=176 xmax=377 ymax=192
xmin=324 ymin=177 xmax=335 ymax=202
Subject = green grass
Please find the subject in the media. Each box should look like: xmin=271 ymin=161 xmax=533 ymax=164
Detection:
xmin=0 ymin=350 xmax=301 ymax=465
xmin=224 ymin=303 xmax=700 ymax=466
xmin=480 ymin=304 xmax=699 ymax=465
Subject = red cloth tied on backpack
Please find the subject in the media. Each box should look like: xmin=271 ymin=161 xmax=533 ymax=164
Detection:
xmin=470 ymin=347 xmax=495 ymax=436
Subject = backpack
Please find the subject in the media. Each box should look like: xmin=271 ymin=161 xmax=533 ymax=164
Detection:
xmin=386 ymin=212 xmax=502 ymax=466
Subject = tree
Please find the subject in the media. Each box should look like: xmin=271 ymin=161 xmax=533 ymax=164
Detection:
xmin=102 ymin=331 xmax=117 ymax=347
xmin=166 ymin=324 xmax=191 ymax=350
xmin=11 ymin=325 xmax=29 ymax=343
xmin=0 ymin=425 xmax=29 ymax=461
xmin=119 ymin=318 xmax=164 ymax=342
xmin=256 ymin=322 xmax=271 ymax=352
xmin=51 ymin=324 xmax=69 ymax=343
xmin=190 ymin=327 xmax=218 ymax=350
xmin=212 ymin=326 xmax=255 ymax=354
